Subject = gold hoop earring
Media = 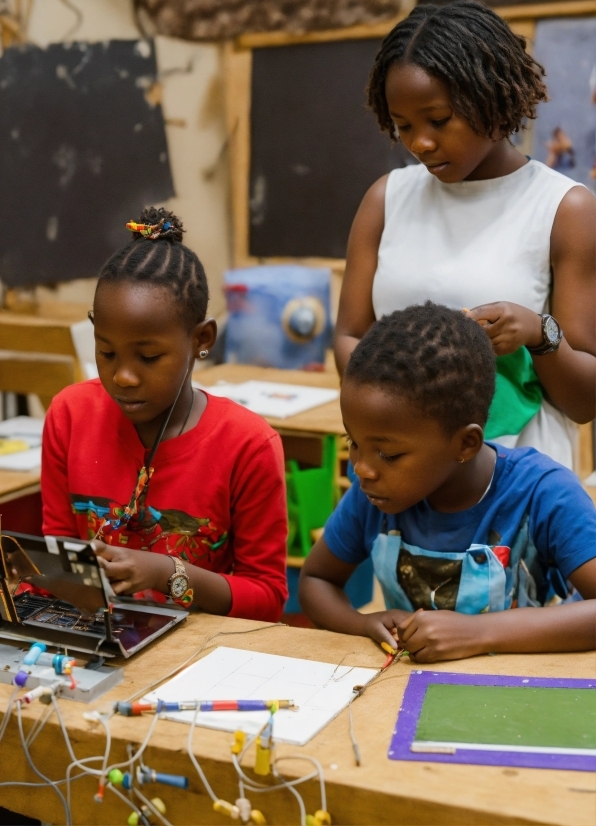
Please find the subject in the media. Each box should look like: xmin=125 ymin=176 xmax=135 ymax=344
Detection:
xmin=458 ymin=458 xmax=465 ymax=464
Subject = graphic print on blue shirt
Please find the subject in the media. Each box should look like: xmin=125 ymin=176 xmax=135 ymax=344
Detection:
xmin=324 ymin=444 xmax=596 ymax=614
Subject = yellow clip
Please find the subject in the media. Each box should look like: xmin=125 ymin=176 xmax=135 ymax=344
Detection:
xmin=231 ymin=730 xmax=246 ymax=755
xmin=254 ymin=743 xmax=271 ymax=776
xmin=250 ymin=811 xmax=267 ymax=825
xmin=213 ymin=800 xmax=240 ymax=819
xmin=314 ymin=811 xmax=331 ymax=825
xmin=381 ymin=642 xmax=397 ymax=655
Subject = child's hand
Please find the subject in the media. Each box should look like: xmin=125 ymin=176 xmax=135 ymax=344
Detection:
xmin=92 ymin=542 xmax=170 ymax=595
xmin=361 ymin=610 xmax=412 ymax=649
xmin=397 ymin=609 xmax=485 ymax=662
xmin=465 ymin=302 xmax=544 ymax=356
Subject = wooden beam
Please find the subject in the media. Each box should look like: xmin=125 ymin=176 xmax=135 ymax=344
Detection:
xmin=236 ymin=16 xmax=405 ymax=50
xmin=223 ymin=42 xmax=253 ymax=267
xmin=495 ymin=0 xmax=596 ymax=19
xmin=235 ymin=1 xmax=596 ymax=50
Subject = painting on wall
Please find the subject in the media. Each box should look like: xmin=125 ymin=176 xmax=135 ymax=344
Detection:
xmin=532 ymin=16 xmax=596 ymax=193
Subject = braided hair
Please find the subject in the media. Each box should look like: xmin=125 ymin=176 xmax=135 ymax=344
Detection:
xmin=97 ymin=207 xmax=209 ymax=329
xmin=367 ymin=0 xmax=548 ymax=140
xmin=345 ymin=302 xmax=496 ymax=434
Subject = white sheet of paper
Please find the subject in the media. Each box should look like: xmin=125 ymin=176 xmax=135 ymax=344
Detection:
xmin=0 ymin=446 xmax=42 ymax=471
xmin=142 ymin=647 xmax=377 ymax=746
xmin=0 ymin=417 xmax=43 ymax=469
xmin=0 ymin=416 xmax=44 ymax=440
xmin=193 ymin=380 xmax=338 ymax=419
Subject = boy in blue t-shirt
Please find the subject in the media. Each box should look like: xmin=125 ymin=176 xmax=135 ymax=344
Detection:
xmin=299 ymin=303 xmax=595 ymax=662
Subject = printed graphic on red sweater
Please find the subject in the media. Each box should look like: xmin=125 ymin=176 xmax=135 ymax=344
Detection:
xmin=70 ymin=493 xmax=228 ymax=564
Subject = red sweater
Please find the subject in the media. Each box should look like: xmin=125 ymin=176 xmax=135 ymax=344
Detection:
xmin=41 ymin=380 xmax=288 ymax=622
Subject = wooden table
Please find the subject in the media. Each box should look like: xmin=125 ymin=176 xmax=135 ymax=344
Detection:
xmin=195 ymin=363 xmax=343 ymax=437
xmin=0 ymin=469 xmax=40 ymax=505
xmin=0 ymin=615 xmax=594 ymax=826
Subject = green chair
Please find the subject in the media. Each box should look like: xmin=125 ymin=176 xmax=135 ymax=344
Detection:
xmin=286 ymin=435 xmax=337 ymax=557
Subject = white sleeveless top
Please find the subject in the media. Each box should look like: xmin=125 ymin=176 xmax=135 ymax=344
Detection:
xmin=372 ymin=160 xmax=582 ymax=469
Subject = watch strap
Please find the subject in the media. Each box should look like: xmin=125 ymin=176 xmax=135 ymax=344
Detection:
xmin=166 ymin=555 xmax=193 ymax=605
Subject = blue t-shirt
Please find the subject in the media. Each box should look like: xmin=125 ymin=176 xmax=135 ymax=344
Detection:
xmin=324 ymin=444 xmax=595 ymax=613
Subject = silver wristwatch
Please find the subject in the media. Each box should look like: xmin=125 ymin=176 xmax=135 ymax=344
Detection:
xmin=527 ymin=314 xmax=563 ymax=356
xmin=166 ymin=556 xmax=190 ymax=600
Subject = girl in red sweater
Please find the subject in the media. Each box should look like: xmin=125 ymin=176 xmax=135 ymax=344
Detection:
xmin=41 ymin=208 xmax=288 ymax=622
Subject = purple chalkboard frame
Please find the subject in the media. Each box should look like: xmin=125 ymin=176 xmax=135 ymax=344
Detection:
xmin=388 ymin=670 xmax=596 ymax=771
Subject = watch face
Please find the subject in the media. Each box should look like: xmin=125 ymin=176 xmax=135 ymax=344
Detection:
xmin=544 ymin=316 xmax=560 ymax=344
xmin=170 ymin=575 xmax=188 ymax=599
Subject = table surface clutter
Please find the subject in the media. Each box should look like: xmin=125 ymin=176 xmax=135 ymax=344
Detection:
xmin=0 ymin=614 xmax=594 ymax=826
xmin=195 ymin=364 xmax=343 ymax=436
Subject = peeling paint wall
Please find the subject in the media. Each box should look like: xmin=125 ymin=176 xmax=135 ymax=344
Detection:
xmin=26 ymin=0 xmax=231 ymax=319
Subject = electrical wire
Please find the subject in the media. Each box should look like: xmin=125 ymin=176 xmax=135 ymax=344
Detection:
xmin=0 ymin=686 xmax=18 ymax=743
xmin=124 ymin=622 xmax=287 ymax=704
xmin=186 ymin=706 xmax=218 ymax=802
xmin=134 ymin=786 xmax=173 ymax=826
xmin=16 ymin=701 xmax=72 ymax=826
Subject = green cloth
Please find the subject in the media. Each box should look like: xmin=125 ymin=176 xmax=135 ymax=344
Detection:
xmin=415 ymin=684 xmax=596 ymax=750
xmin=484 ymin=348 xmax=543 ymax=440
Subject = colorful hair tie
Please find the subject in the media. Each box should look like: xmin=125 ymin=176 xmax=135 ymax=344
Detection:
xmin=126 ymin=219 xmax=170 ymax=240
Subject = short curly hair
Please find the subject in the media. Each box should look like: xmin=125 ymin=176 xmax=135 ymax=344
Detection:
xmin=367 ymin=0 xmax=548 ymax=140
xmin=97 ymin=206 xmax=209 ymax=329
xmin=345 ymin=302 xmax=496 ymax=434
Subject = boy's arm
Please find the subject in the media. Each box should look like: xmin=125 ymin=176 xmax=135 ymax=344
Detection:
xmin=397 ymin=558 xmax=596 ymax=662
xmin=299 ymin=537 xmax=409 ymax=647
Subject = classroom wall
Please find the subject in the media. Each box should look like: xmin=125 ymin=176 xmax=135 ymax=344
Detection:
xmin=26 ymin=0 xmax=232 ymax=319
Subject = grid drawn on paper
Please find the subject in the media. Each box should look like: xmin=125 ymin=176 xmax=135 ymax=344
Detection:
xmin=143 ymin=646 xmax=377 ymax=746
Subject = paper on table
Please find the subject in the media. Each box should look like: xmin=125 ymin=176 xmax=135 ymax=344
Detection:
xmin=194 ymin=380 xmax=338 ymax=419
xmin=0 ymin=417 xmax=43 ymax=469
xmin=0 ymin=446 xmax=42 ymax=471
xmin=142 ymin=646 xmax=377 ymax=746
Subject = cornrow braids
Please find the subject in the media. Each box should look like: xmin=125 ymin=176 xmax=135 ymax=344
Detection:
xmin=97 ymin=207 xmax=209 ymax=329
xmin=367 ymin=0 xmax=548 ymax=140
xmin=345 ymin=302 xmax=496 ymax=434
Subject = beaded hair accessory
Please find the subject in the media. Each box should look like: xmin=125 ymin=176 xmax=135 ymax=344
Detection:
xmin=126 ymin=218 xmax=173 ymax=240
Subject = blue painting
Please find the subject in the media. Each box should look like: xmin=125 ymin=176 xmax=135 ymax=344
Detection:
xmin=533 ymin=16 xmax=596 ymax=193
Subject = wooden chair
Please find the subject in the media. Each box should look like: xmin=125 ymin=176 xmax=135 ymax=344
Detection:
xmin=0 ymin=300 xmax=87 ymax=410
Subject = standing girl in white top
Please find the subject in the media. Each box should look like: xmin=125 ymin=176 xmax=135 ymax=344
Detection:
xmin=334 ymin=0 xmax=595 ymax=469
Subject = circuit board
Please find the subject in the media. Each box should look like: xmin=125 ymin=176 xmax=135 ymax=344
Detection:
xmin=15 ymin=593 xmax=107 ymax=634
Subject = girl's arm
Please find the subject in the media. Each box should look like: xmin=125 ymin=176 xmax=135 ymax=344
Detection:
xmin=41 ymin=399 xmax=80 ymax=537
xmin=95 ymin=433 xmax=288 ymax=621
xmin=397 ymin=558 xmax=596 ymax=662
xmin=299 ymin=537 xmax=410 ymax=645
xmin=333 ymin=176 xmax=387 ymax=376
xmin=469 ymin=187 xmax=596 ymax=423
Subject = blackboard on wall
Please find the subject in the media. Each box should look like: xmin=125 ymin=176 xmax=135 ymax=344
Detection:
xmin=0 ymin=39 xmax=174 ymax=288
xmin=248 ymin=38 xmax=415 ymax=260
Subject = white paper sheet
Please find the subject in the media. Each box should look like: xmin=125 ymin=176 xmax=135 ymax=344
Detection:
xmin=0 ymin=417 xmax=43 ymax=470
xmin=194 ymin=380 xmax=338 ymax=419
xmin=0 ymin=447 xmax=42 ymax=471
xmin=143 ymin=646 xmax=377 ymax=746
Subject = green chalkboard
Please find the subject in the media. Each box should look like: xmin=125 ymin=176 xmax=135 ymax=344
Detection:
xmin=415 ymin=685 xmax=596 ymax=750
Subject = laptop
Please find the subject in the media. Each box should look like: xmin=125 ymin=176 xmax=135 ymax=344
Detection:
xmin=0 ymin=530 xmax=187 ymax=658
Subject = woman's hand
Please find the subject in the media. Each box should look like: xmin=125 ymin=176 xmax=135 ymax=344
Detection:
xmin=397 ymin=609 xmax=486 ymax=662
xmin=92 ymin=541 xmax=170 ymax=595
xmin=466 ymin=302 xmax=543 ymax=355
